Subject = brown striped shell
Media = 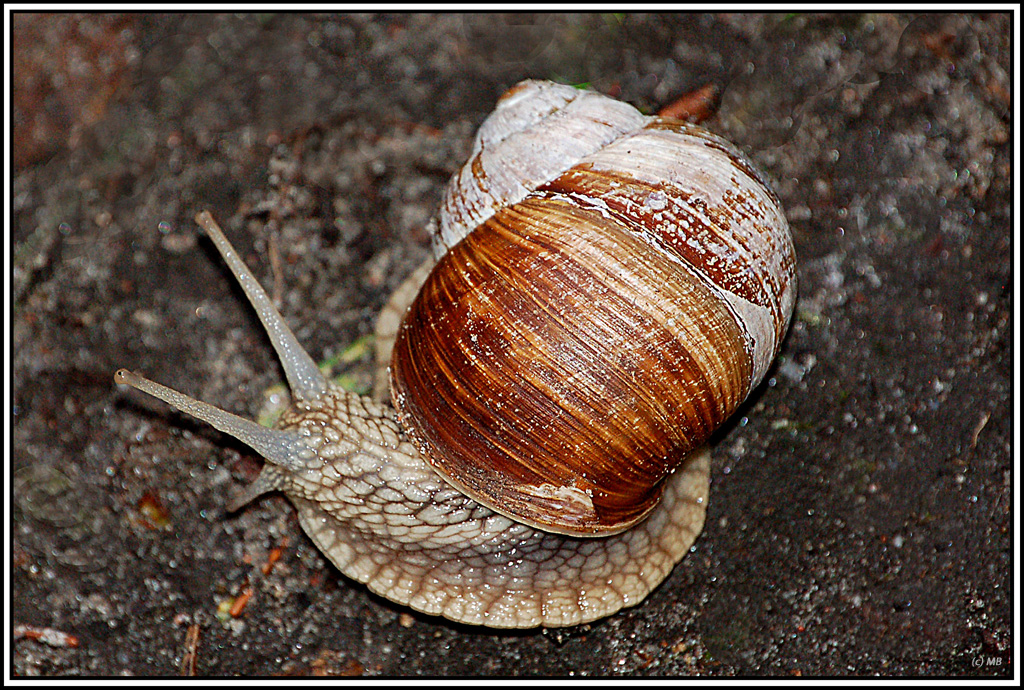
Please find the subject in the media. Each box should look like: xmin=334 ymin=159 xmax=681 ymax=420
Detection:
xmin=391 ymin=80 xmax=796 ymax=536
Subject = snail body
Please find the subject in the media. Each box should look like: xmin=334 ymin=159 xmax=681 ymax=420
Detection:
xmin=116 ymin=80 xmax=796 ymax=628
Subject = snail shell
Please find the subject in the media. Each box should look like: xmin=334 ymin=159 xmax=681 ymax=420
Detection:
xmin=115 ymin=80 xmax=796 ymax=628
xmin=390 ymin=80 xmax=796 ymax=535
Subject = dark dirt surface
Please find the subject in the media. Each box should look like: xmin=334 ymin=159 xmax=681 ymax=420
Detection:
xmin=10 ymin=12 xmax=1014 ymax=677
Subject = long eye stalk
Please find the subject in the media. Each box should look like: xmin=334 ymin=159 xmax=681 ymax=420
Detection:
xmin=194 ymin=211 xmax=329 ymax=403
xmin=113 ymin=369 xmax=313 ymax=473
xmin=114 ymin=210 xmax=330 ymax=473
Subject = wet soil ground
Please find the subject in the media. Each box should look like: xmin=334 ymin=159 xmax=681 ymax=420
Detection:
xmin=11 ymin=12 xmax=1014 ymax=677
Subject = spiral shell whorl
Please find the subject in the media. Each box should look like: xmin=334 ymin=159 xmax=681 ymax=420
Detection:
xmin=430 ymin=80 xmax=648 ymax=257
xmin=394 ymin=83 xmax=796 ymax=536
xmin=540 ymin=119 xmax=797 ymax=387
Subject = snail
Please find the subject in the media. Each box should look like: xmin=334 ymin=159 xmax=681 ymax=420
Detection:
xmin=115 ymin=80 xmax=796 ymax=628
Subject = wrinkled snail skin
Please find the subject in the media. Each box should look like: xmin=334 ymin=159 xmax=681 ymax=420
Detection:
xmin=114 ymin=79 xmax=795 ymax=628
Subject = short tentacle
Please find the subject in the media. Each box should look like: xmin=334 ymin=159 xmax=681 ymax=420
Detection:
xmin=227 ymin=466 xmax=288 ymax=511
